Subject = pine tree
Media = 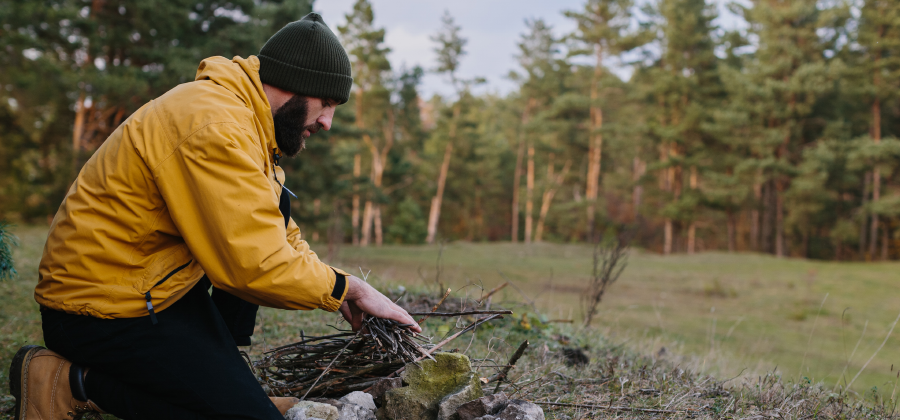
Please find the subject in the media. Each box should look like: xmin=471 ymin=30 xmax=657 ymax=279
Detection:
xmin=729 ymin=0 xmax=845 ymax=257
xmin=338 ymin=0 xmax=393 ymax=247
xmin=425 ymin=11 xmax=468 ymax=244
xmin=564 ymin=0 xmax=643 ymax=241
xmin=857 ymin=0 xmax=900 ymax=259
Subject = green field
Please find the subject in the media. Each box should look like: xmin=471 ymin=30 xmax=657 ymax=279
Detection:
xmin=3 ymin=225 xmax=900 ymax=401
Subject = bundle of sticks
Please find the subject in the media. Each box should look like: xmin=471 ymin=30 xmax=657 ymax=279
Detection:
xmin=253 ymin=307 xmax=512 ymax=399
xmin=254 ymin=317 xmax=431 ymax=398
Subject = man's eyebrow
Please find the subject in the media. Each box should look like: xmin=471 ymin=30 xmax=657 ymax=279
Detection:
xmin=321 ymin=98 xmax=335 ymax=107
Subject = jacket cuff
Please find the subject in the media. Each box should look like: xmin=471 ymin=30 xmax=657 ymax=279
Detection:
xmin=321 ymin=267 xmax=349 ymax=312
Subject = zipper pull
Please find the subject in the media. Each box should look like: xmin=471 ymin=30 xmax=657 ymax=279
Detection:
xmin=145 ymin=292 xmax=158 ymax=325
xmin=282 ymin=184 xmax=297 ymax=198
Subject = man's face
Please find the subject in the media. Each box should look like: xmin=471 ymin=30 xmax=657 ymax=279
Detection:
xmin=272 ymin=95 xmax=336 ymax=157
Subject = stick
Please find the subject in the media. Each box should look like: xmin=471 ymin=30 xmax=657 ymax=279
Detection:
xmin=532 ymin=401 xmax=688 ymax=414
xmin=408 ymin=310 xmax=513 ymax=317
xmin=417 ymin=288 xmax=452 ymax=324
xmin=479 ymin=282 xmax=509 ymax=303
xmin=301 ymin=329 xmax=362 ymax=400
xmin=492 ymin=340 xmax=529 ymax=393
xmin=363 ymin=314 xmax=504 ymax=392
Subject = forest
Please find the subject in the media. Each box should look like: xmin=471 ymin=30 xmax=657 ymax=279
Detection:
xmin=1 ymin=0 xmax=900 ymax=261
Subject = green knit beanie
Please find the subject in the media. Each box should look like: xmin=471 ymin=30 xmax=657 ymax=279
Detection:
xmin=258 ymin=13 xmax=353 ymax=104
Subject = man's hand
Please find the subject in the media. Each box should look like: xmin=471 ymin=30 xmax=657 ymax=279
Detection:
xmin=339 ymin=276 xmax=422 ymax=333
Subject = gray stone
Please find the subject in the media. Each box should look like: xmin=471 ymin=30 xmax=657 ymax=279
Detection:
xmin=337 ymin=400 xmax=376 ymax=420
xmin=285 ymin=401 xmax=339 ymax=420
xmin=382 ymin=353 xmax=484 ymax=420
xmin=456 ymin=392 xmax=509 ymax=420
xmin=495 ymin=400 xmax=543 ymax=420
xmin=472 ymin=416 xmax=497 ymax=420
xmin=437 ymin=375 xmax=484 ymax=420
xmin=340 ymin=392 xmax=377 ymax=411
xmin=367 ymin=377 xmax=403 ymax=405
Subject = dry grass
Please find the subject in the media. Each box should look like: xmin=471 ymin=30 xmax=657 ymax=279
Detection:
xmin=2 ymin=227 xmax=900 ymax=419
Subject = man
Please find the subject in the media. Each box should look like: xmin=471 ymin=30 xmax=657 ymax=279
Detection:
xmin=8 ymin=13 xmax=419 ymax=420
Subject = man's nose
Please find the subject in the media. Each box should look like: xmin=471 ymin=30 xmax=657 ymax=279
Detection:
xmin=317 ymin=109 xmax=334 ymax=131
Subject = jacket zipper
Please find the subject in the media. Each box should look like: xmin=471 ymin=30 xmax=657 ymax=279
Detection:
xmin=145 ymin=260 xmax=192 ymax=325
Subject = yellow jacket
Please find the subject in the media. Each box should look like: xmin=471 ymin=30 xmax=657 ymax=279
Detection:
xmin=36 ymin=56 xmax=349 ymax=319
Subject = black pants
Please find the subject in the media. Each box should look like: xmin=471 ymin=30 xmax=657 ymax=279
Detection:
xmin=41 ymin=277 xmax=282 ymax=420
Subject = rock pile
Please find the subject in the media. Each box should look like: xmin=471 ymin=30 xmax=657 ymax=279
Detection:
xmin=282 ymin=352 xmax=543 ymax=420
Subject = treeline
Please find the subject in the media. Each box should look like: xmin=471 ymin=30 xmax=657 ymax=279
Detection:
xmin=2 ymin=0 xmax=900 ymax=261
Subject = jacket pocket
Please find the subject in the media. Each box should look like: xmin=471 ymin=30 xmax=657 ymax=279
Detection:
xmin=144 ymin=260 xmax=192 ymax=325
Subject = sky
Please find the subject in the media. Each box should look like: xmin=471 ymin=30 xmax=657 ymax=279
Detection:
xmin=314 ymin=0 xmax=748 ymax=99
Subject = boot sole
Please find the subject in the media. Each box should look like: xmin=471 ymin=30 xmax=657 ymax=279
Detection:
xmin=9 ymin=345 xmax=45 ymax=420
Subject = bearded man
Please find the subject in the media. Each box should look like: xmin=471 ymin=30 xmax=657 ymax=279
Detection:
xmin=8 ymin=13 xmax=419 ymax=420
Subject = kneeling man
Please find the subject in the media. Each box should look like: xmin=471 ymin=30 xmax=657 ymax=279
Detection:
xmin=9 ymin=13 xmax=418 ymax=420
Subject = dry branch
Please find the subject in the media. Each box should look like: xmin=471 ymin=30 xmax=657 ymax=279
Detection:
xmin=408 ymin=310 xmax=513 ymax=317
xmin=492 ymin=340 xmax=529 ymax=393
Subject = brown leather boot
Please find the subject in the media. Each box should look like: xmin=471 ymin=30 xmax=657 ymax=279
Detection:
xmin=9 ymin=345 xmax=106 ymax=420
xmin=270 ymin=396 xmax=300 ymax=415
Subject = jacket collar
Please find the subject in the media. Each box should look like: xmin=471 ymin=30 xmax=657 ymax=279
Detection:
xmin=194 ymin=55 xmax=280 ymax=159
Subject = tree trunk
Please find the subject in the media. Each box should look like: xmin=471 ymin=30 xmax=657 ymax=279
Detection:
xmin=511 ymin=98 xmax=535 ymax=243
xmin=860 ymin=171 xmax=871 ymax=258
xmin=775 ymin=183 xmax=785 ymax=258
xmin=727 ymin=210 xmax=736 ymax=252
xmin=870 ymin=95 xmax=882 ymax=260
xmin=359 ymin=108 xmax=394 ymax=248
xmin=535 ymin=159 xmax=571 ymax=242
xmin=426 ymin=103 xmax=460 ymax=244
xmin=751 ymin=181 xmax=761 ymax=251
xmin=882 ymin=225 xmax=889 ymax=261
xmin=511 ymin=139 xmax=525 ymax=243
xmin=524 ymin=145 xmax=535 ymax=244
xmin=374 ymin=205 xmax=382 ymax=246
xmin=327 ymin=199 xmax=341 ymax=262
xmin=352 ymin=153 xmax=361 ymax=246
xmin=664 ymin=220 xmax=673 ymax=255
xmin=585 ymin=45 xmax=604 ymax=241
xmin=361 ymin=200 xmax=373 ymax=246
xmin=632 ymin=156 xmax=644 ymax=222
xmin=761 ymin=180 xmax=775 ymax=254
xmin=661 ymin=142 xmax=673 ymax=255
xmin=870 ymin=24 xmax=885 ymax=260
xmin=687 ymin=166 xmax=698 ymax=255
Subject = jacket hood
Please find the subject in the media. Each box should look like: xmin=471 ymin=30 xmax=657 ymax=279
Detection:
xmin=195 ymin=55 xmax=279 ymax=156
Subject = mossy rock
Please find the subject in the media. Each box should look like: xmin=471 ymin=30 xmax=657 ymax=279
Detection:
xmin=381 ymin=353 xmax=483 ymax=420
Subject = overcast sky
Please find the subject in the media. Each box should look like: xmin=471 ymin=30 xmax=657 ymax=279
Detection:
xmin=313 ymin=0 xmax=746 ymax=99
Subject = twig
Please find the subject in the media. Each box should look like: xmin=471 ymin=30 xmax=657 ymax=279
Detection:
xmin=479 ymin=282 xmax=509 ymax=303
xmin=497 ymin=272 xmax=537 ymax=312
xmin=416 ymin=288 xmax=452 ymax=324
xmin=369 ymin=314 xmax=505 ymax=386
xmin=532 ymin=401 xmax=689 ymax=414
xmin=493 ymin=340 xmax=529 ymax=393
xmin=409 ymin=310 xmax=513 ymax=317
xmin=301 ymin=328 xmax=362 ymax=400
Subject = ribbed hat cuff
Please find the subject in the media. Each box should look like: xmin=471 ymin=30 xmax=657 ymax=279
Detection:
xmin=258 ymin=55 xmax=352 ymax=104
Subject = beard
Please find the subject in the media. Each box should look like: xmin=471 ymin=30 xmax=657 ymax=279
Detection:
xmin=273 ymin=95 xmax=323 ymax=157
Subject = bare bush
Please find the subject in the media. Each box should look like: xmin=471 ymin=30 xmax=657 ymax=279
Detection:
xmin=582 ymin=233 xmax=630 ymax=327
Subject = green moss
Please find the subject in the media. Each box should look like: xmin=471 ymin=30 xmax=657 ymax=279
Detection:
xmin=382 ymin=353 xmax=483 ymax=420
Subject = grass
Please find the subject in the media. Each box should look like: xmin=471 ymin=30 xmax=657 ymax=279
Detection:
xmin=2 ymin=226 xmax=900 ymax=419
xmin=327 ymin=240 xmax=900 ymax=397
